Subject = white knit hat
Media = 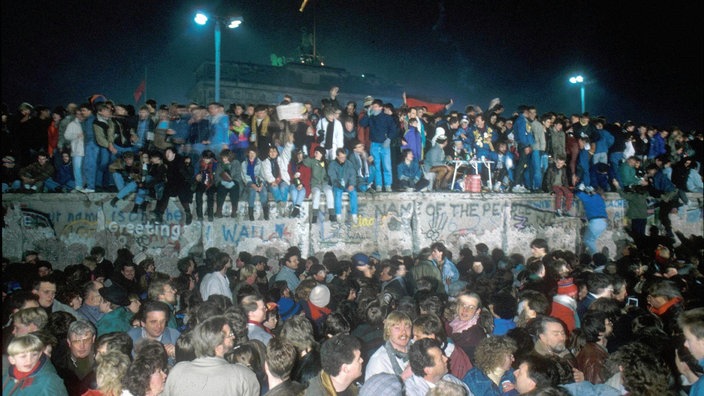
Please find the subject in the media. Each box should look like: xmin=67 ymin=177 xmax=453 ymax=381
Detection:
xmin=309 ymin=284 xmax=330 ymax=308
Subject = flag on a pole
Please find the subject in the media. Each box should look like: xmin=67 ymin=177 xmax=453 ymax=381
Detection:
xmin=133 ymin=80 xmax=146 ymax=103
xmin=405 ymin=95 xmax=448 ymax=115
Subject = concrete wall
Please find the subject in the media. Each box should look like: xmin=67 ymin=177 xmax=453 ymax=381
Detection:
xmin=2 ymin=192 xmax=701 ymax=276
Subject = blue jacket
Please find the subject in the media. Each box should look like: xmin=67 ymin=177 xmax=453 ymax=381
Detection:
xmin=54 ymin=162 xmax=74 ymax=185
xmin=359 ymin=112 xmax=398 ymax=143
xmin=397 ymin=160 xmax=423 ymax=182
xmin=463 ymin=367 xmax=518 ymax=396
xmin=652 ymin=169 xmax=676 ymax=193
xmin=513 ymin=114 xmax=534 ymax=147
xmin=648 ymin=133 xmax=666 ymax=159
xmin=575 ymin=191 xmax=607 ymax=220
xmin=328 ymin=159 xmax=357 ymax=189
xmin=402 ymin=127 xmax=422 ymax=160
xmin=594 ymin=129 xmax=614 ymax=154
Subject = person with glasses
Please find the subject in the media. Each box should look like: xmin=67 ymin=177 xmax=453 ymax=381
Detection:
xmin=448 ymin=292 xmax=486 ymax=362
xmin=163 ymin=315 xmax=260 ymax=395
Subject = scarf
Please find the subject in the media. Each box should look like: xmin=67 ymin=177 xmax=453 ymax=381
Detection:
xmin=649 ymin=296 xmax=683 ymax=316
xmin=449 ymin=313 xmax=479 ymax=334
xmin=325 ymin=119 xmax=335 ymax=150
xmin=270 ymin=157 xmax=280 ymax=179
xmin=384 ymin=340 xmax=409 ymax=376
xmin=356 ymin=152 xmax=368 ymax=177
xmin=307 ymin=300 xmax=332 ymax=321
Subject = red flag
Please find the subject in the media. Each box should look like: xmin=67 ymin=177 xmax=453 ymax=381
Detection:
xmin=406 ymin=95 xmax=448 ymax=115
xmin=133 ymin=80 xmax=146 ymax=103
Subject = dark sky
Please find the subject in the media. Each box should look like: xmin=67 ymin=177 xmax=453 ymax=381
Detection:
xmin=2 ymin=1 xmax=702 ymax=131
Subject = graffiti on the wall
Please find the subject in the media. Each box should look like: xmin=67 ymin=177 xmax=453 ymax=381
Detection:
xmin=20 ymin=208 xmax=56 ymax=235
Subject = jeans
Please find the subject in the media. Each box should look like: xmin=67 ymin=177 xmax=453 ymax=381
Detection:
xmin=333 ymin=186 xmax=358 ymax=215
xmin=83 ymin=142 xmax=99 ymax=189
xmin=530 ymin=150 xmax=547 ymax=190
xmin=72 ymin=156 xmax=83 ymax=190
xmin=116 ymin=181 xmax=138 ymax=200
xmin=2 ymin=180 xmax=21 ymax=192
xmin=44 ymin=178 xmax=75 ymax=192
xmin=584 ymin=217 xmax=607 ymax=255
xmin=268 ymin=181 xmax=290 ymax=203
xmin=609 ymin=152 xmax=624 ymax=186
xmin=370 ymin=141 xmax=392 ymax=188
xmin=289 ymin=184 xmax=306 ymax=206
xmin=515 ymin=145 xmax=531 ymax=187
xmin=592 ymin=152 xmax=608 ymax=164
xmin=96 ymin=147 xmax=111 ymax=188
xmin=247 ymin=184 xmax=268 ymax=207
xmin=311 ymin=185 xmax=333 ymax=211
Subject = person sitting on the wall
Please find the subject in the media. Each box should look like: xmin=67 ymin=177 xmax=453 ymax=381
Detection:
xmin=396 ymin=149 xmax=429 ymax=192
xmin=18 ymin=150 xmax=54 ymax=193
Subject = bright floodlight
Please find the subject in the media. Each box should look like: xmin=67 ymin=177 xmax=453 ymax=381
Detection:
xmin=194 ymin=12 xmax=208 ymax=25
xmin=227 ymin=17 xmax=243 ymax=29
xmin=569 ymin=75 xmax=584 ymax=84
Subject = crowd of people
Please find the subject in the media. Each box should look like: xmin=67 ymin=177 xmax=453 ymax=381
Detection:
xmin=2 ymin=87 xmax=702 ymax=230
xmin=2 ymin=230 xmax=703 ymax=395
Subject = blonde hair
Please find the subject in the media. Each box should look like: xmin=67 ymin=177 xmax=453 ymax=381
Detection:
xmin=7 ymin=334 xmax=44 ymax=356
xmin=383 ymin=311 xmax=412 ymax=341
xmin=12 ymin=307 xmax=49 ymax=329
xmin=239 ymin=264 xmax=257 ymax=281
xmin=95 ymin=351 xmax=130 ymax=396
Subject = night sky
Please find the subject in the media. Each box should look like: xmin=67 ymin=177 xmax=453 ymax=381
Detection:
xmin=2 ymin=1 xmax=702 ymax=131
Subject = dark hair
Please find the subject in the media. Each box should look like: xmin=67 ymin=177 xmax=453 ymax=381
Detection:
xmin=320 ymin=334 xmax=361 ymax=376
xmin=266 ymin=337 xmax=298 ymax=380
xmin=491 ymin=292 xmax=518 ymax=319
xmin=210 ymin=252 xmax=231 ymax=272
xmin=520 ymin=354 xmax=560 ymax=389
xmin=408 ymin=338 xmax=442 ymax=377
xmin=413 ymin=314 xmax=447 ymax=348
xmin=581 ymin=311 xmax=608 ymax=346
xmin=138 ymin=300 xmax=171 ymax=322
xmin=322 ymin=312 xmax=351 ymax=338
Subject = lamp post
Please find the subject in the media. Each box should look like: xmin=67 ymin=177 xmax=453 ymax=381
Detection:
xmin=569 ymin=75 xmax=586 ymax=113
xmin=194 ymin=12 xmax=243 ymax=103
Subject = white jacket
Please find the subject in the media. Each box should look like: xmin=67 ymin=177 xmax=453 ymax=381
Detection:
xmin=64 ymin=118 xmax=84 ymax=157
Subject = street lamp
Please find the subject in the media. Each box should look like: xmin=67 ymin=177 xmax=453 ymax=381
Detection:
xmin=569 ymin=75 xmax=586 ymax=113
xmin=194 ymin=11 xmax=243 ymax=103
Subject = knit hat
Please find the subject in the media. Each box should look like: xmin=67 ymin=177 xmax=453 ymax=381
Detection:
xmin=557 ymin=277 xmax=578 ymax=298
xmin=309 ymin=284 xmax=330 ymax=308
xmin=351 ymin=253 xmax=369 ymax=267
xmin=363 ymin=96 xmax=374 ymax=107
xmin=359 ymin=373 xmax=403 ymax=396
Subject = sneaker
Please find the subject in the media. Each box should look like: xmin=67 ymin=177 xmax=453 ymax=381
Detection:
xmin=405 ymin=187 xmax=414 ymax=192
xmin=493 ymin=181 xmax=502 ymax=192
xmin=351 ymin=214 xmax=358 ymax=224
xmin=375 ymin=186 xmax=382 ymax=193
xmin=512 ymin=185 xmax=526 ymax=193
xmin=80 ymin=188 xmax=95 ymax=193
xmin=556 ymin=209 xmax=563 ymax=217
